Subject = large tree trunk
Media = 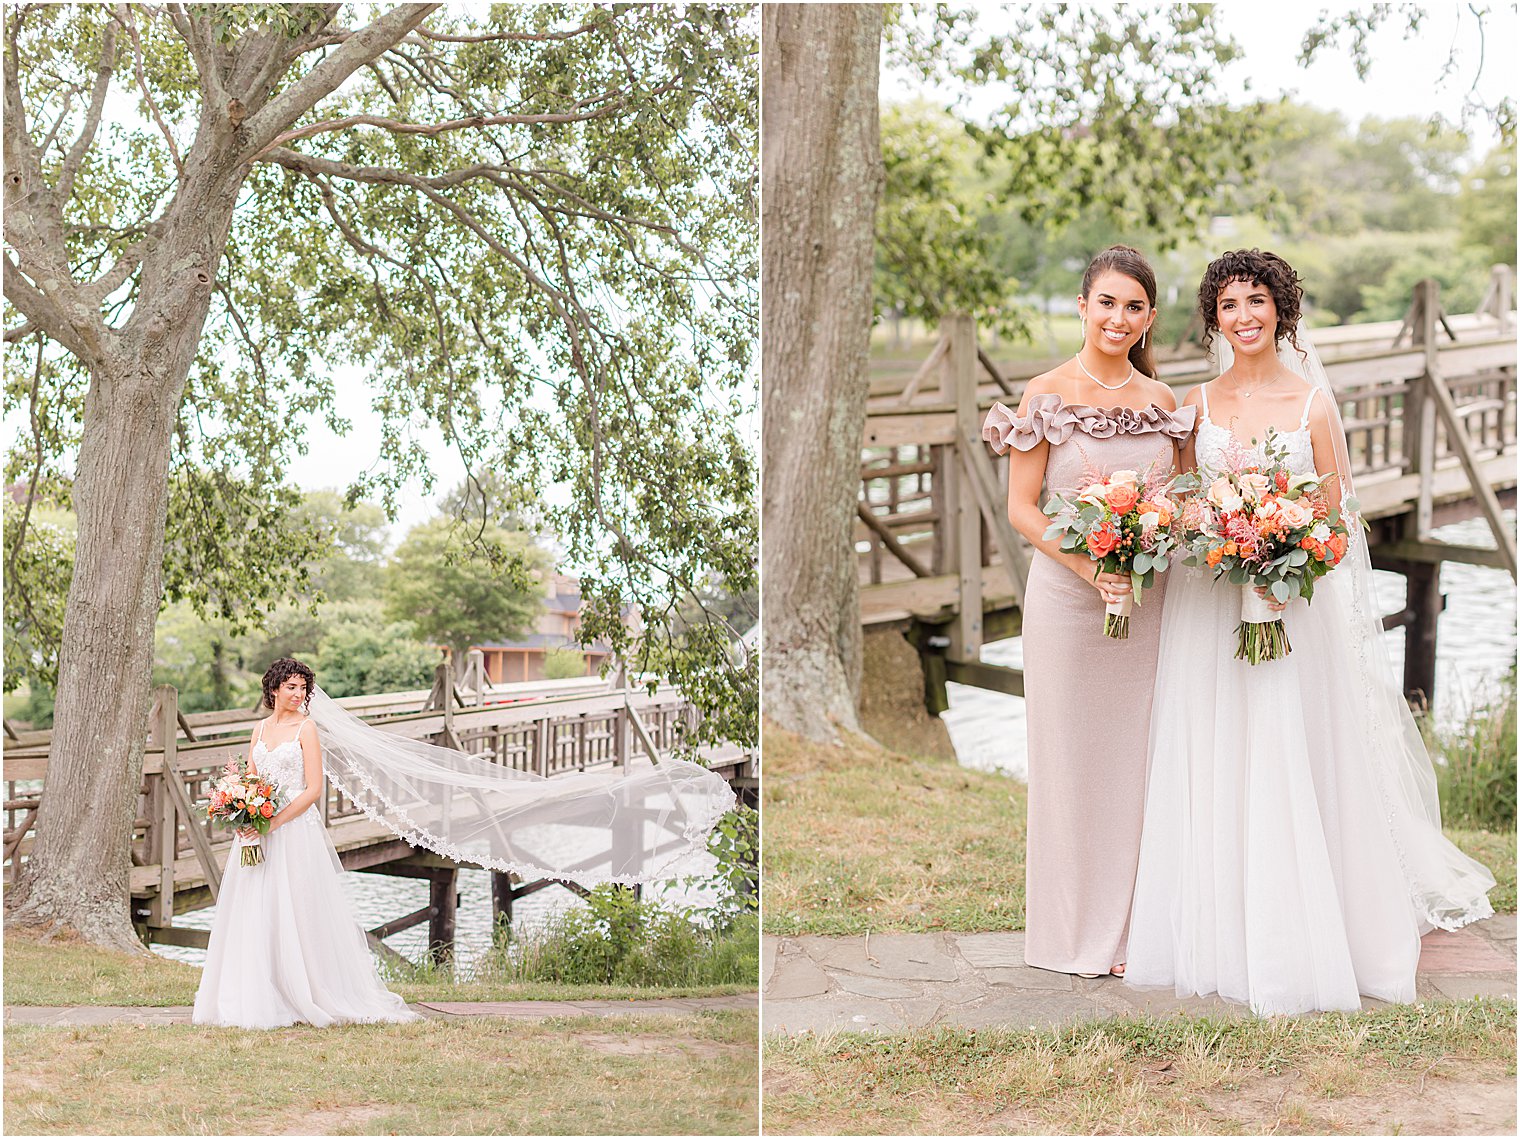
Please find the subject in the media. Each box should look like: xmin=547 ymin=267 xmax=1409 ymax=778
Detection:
xmin=7 ymin=174 xmax=241 ymax=949
xmin=4 ymin=4 xmax=427 ymax=950
xmin=760 ymin=4 xmax=883 ymax=740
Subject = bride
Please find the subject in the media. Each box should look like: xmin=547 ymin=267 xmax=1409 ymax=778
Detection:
xmin=193 ymin=657 xmax=735 ymax=1028
xmin=1124 ymin=249 xmax=1495 ymax=1016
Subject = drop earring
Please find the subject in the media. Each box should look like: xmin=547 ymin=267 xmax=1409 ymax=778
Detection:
xmin=1141 ymin=327 xmax=1148 ymax=349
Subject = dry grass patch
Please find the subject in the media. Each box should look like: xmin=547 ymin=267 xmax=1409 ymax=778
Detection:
xmin=762 ymin=999 xmax=1516 ymax=1135
xmin=5 ymin=1010 xmax=757 ymax=1135
xmin=762 ymin=725 xmax=1027 ymax=936
xmin=3 ymin=925 xmax=752 ymax=1007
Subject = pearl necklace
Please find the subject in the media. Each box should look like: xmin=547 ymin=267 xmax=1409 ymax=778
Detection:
xmin=1075 ymin=350 xmax=1133 ymax=391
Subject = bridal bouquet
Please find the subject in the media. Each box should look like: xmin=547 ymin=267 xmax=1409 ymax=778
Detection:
xmin=1176 ymin=432 xmax=1357 ymax=663
xmin=204 ymin=762 xmax=281 ymax=866
xmin=1042 ymin=467 xmax=1185 ymax=639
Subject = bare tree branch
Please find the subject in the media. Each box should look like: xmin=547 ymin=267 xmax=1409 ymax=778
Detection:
xmin=5 ymin=319 xmax=39 ymax=342
xmin=55 ymin=23 xmax=117 ymax=200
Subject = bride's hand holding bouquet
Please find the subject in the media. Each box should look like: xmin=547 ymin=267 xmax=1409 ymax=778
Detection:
xmin=1177 ymin=431 xmax=1359 ymax=663
xmin=205 ymin=761 xmax=282 ymax=866
xmin=1042 ymin=466 xmax=1185 ymax=639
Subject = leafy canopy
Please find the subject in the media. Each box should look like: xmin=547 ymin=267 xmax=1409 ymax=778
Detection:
xmin=4 ymin=4 xmax=758 ymax=743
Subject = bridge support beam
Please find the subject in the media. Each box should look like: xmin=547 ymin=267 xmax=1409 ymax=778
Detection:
xmin=428 ymin=866 xmax=458 ymax=965
xmin=1373 ymin=554 xmax=1446 ymax=711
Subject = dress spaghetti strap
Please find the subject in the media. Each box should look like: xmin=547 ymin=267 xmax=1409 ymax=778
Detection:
xmin=1299 ymin=387 xmax=1319 ymax=428
xmin=1199 ymin=383 xmax=1211 ymax=422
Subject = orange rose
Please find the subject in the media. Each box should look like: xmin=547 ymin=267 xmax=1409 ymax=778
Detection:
xmin=1222 ymin=541 xmax=1238 ymax=557
xmin=1328 ymin=533 xmax=1347 ymax=560
xmin=259 ymin=802 xmax=274 ymax=818
xmin=1205 ymin=548 xmax=1223 ymax=567
xmin=1086 ymin=525 xmax=1120 ymax=558
xmin=235 ymin=800 xmax=246 ymax=811
xmin=1105 ymin=485 xmax=1140 ymax=514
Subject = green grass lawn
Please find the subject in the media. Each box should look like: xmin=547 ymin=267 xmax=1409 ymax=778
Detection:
xmin=763 ymin=999 xmax=1516 ymax=1135
xmin=6 ymin=1010 xmax=757 ymax=1135
xmin=763 ymin=727 xmax=1516 ymax=937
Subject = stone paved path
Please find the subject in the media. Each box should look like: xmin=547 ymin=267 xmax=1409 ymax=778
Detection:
xmin=762 ymin=917 xmax=1515 ymax=1034
xmin=4 ymin=992 xmax=757 ymax=1027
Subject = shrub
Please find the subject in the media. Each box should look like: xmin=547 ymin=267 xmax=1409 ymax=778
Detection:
xmin=1433 ymin=667 xmax=1517 ymax=833
xmin=494 ymin=886 xmax=758 ymax=987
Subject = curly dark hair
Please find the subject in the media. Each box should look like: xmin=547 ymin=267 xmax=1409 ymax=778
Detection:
xmin=1198 ymin=249 xmax=1304 ymax=354
xmin=1081 ymin=245 xmax=1158 ymax=378
xmin=261 ymin=657 xmax=315 ymax=712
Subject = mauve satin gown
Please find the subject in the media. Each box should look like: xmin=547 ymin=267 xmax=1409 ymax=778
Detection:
xmin=983 ymin=393 xmax=1196 ymax=974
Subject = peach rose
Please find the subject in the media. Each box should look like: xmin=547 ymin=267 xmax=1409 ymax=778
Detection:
xmin=260 ymin=802 xmax=274 ymax=818
xmin=1206 ymin=478 xmax=1242 ymax=513
xmin=1086 ymin=525 xmax=1120 ymax=558
xmin=1105 ymin=484 xmax=1140 ymax=514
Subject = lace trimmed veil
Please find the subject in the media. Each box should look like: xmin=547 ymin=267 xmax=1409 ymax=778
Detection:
xmin=307 ymin=688 xmax=736 ymax=887
xmin=1213 ymin=332 xmax=1496 ymax=931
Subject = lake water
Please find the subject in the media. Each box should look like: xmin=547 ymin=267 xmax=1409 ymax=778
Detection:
xmin=944 ymin=515 xmax=1518 ymax=781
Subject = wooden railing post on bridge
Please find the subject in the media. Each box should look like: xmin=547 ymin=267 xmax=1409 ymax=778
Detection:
xmin=946 ymin=315 xmax=983 ymax=663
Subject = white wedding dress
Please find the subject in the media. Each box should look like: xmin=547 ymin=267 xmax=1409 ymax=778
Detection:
xmin=1125 ymin=386 xmax=1495 ymax=1016
xmin=192 ymin=724 xmax=421 ymax=1028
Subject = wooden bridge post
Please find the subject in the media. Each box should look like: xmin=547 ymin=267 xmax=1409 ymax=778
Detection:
xmin=147 ymin=687 xmax=178 ymax=927
xmin=490 ymin=871 xmax=514 ymax=942
xmin=946 ymin=314 xmax=983 ymax=663
xmin=428 ymin=865 xmax=458 ymax=964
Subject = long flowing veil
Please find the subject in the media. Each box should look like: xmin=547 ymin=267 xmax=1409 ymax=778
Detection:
xmin=1214 ymin=333 xmax=1496 ymax=931
xmin=308 ymin=688 xmax=736 ymax=886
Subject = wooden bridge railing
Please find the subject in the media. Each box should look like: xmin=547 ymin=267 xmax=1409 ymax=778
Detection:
xmin=857 ymin=273 xmax=1517 ymax=705
xmin=3 ymin=661 xmax=738 ymax=952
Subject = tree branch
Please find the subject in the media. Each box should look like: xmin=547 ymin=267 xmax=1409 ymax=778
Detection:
xmin=2 ymin=255 xmax=96 ymax=362
xmin=112 ymin=5 xmax=184 ymax=176
xmin=56 ymin=22 xmax=117 ymax=201
xmin=238 ymin=2 xmax=438 ymax=162
xmin=253 ymin=99 xmax=644 ymax=157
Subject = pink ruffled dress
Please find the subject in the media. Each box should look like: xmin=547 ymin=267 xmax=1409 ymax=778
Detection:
xmin=983 ymin=393 xmax=1196 ymax=974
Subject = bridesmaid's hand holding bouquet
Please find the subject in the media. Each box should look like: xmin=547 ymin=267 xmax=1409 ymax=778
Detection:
xmin=1176 ymin=431 xmax=1359 ymax=664
xmin=1042 ymin=466 xmax=1185 ymax=639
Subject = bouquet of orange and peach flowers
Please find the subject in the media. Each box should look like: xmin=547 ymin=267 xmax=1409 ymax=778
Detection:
xmin=204 ymin=761 xmax=282 ymax=866
xmin=1042 ymin=466 xmax=1186 ymax=639
xmin=1175 ymin=431 xmax=1358 ymax=664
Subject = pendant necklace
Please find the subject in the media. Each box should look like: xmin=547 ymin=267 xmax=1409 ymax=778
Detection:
xmin=1075 ymin=350 xmax=1133 ymax=391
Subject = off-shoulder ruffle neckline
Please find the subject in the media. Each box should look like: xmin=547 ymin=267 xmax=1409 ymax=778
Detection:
xmin=981 ymin=392 xmax=1197 ymax=454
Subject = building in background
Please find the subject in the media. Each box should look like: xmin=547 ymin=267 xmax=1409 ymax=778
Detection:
xmin=470 ymin=573 xmax=614 ymax=683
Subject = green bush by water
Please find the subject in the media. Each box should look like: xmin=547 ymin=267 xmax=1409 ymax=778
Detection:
xmin=492 ymin=887 xmax=758 ymax=987
xmin=1432 ymin=667 xmax=1517 ymax=832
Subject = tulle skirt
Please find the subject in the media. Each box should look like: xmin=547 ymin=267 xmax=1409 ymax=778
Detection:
xmin=192 ymin=808 xmax=420 ymax=1028
xmin=1125 ymin=565 xmax=1426 ymax=1016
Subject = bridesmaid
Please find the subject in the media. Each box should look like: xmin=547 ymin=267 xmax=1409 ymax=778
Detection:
xmin=982 ymin=245 xmax=1195 ymax=978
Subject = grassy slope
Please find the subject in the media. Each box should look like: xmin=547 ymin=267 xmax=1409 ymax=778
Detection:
xmin=763 ymin=727 xmax=1516 ymax=936
xmin=6 ymin=1011 xmax=757 ymax=1135
xmin=763 ymin=999 xmax=1516 ymax=1136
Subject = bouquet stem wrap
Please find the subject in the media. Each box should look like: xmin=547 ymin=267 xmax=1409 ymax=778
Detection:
xmin=241 ymin=835 xmax=265 ymax=867
xmin=1104 ymin=592 xmax=1134 ymax=639
xmin=1236 ymin=587 xmax=1291 ymax=663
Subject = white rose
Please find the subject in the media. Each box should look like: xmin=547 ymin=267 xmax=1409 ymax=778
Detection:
xmin=1108 ymin=469 xmax=1139 ymax=488
xmin=1310 ymin=522 xmax=1331 ymax=542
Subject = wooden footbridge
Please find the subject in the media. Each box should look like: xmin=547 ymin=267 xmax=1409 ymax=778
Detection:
xmin=858 ymin=270 xmax=1517 ymax=713
xmin=3 ymin=653 xmax=754 ymax=963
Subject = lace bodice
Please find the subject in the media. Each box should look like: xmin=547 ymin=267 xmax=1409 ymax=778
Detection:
xmin=254 ymin=737 xmax=308 ymax=794
xmin=1195 ymin=386 xmax=1318 ymax=478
